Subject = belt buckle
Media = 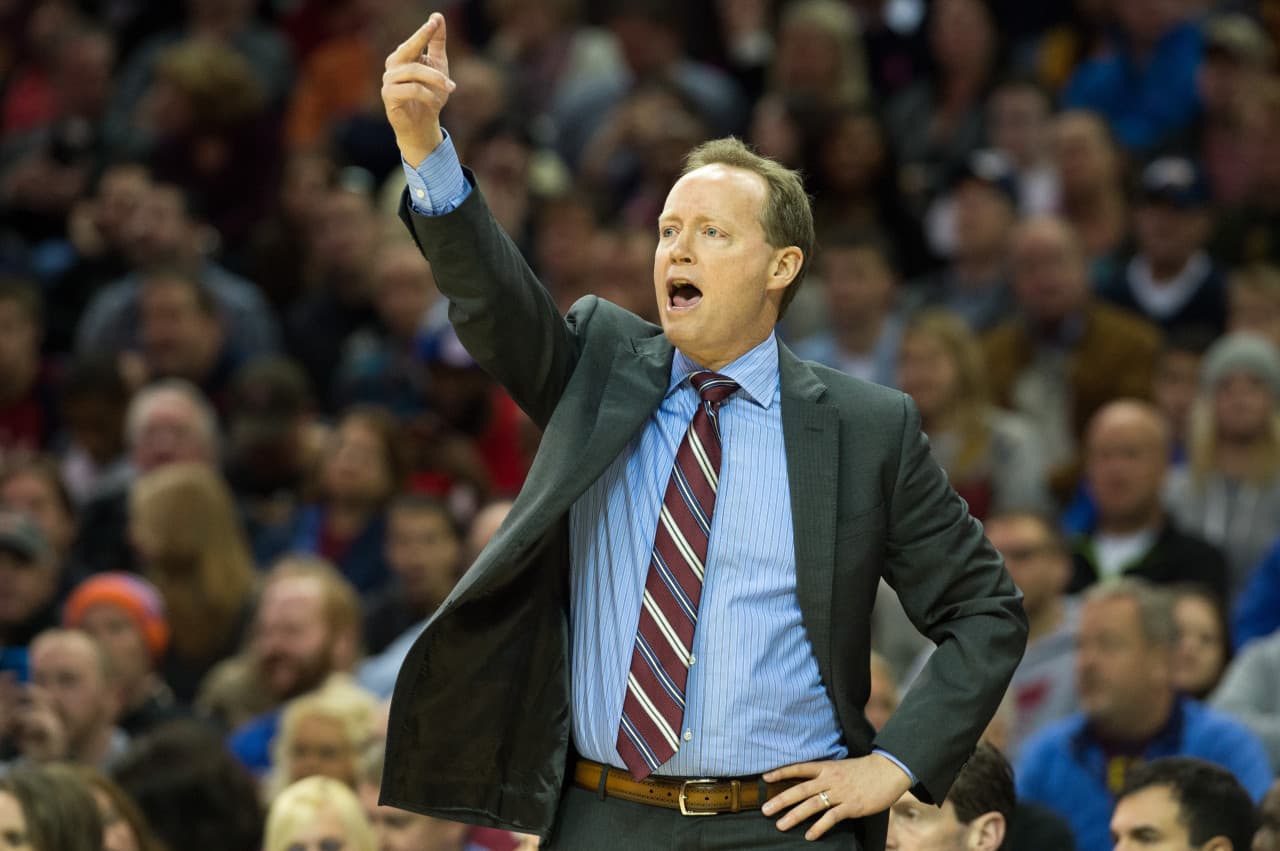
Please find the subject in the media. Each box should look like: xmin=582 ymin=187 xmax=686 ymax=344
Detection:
xmin=678 ymin=779 xmax=721 ymax=816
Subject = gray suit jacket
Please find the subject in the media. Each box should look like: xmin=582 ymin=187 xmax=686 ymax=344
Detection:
xmin=382 ymin=176 xmax=1027 ymax=846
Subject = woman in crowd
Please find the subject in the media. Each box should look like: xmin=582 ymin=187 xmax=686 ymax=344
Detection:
xmin=129 ymin=462 xmax=258 ymax=701
xmin=0 ymin=455 xmax=84 ymax=580
xmin=1170 ymin=583 xmax=1232 ymax=701
xmin=896 ymin=310 xmax=1051 ymax=519
xmin=0 ymin=763 xmax=102 ymax=851
xmin=290 ymin=405 xmax=405 ymax=595
xmin=72 ymin=767 xmax=164 ymax=851
xmin=1166 ymin=332 xmax=1280 ymax=600
xmin=268 ymin=679 xmax=379 ymax=799
xmin=265 ymin=776 xmax=376 ymax=851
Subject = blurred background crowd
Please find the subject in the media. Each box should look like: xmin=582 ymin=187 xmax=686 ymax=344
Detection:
xmin=1 ymin=0 xmax=1280 ymax=849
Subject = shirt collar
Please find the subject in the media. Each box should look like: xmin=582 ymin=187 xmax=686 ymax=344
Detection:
xmin=668 ymin=333 xmax=779 ymax=409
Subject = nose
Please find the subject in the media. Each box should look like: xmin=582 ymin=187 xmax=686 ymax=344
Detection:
xmin=668 ymin=229 xmax=694 ymax=264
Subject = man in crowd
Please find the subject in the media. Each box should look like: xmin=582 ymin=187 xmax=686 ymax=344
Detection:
xmin=1017 ymin=579 xmax=1270 ymax=851
xmin=1069 ymin=400 xmax=1228 ymax=597
xmin=1110 ymin=757 xmax=1257 ymax=851
xmin=0 ymin=511 xmax=64 ymax=653
xmin=885 ymin=741 xmax=1012 ymax=851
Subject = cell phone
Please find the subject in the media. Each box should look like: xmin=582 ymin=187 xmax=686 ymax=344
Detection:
xmin=0 ymin=647 xmax=29 ymax=684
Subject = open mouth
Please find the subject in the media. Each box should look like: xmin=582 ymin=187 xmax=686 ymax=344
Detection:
xmin=667 ymin=280 xmax=703 ymax=310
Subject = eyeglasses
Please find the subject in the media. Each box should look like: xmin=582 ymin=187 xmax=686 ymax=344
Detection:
xmin=286 ymin=840 xmax=345 ymax=851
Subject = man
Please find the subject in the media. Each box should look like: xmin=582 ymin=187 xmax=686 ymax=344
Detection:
xmin=72 ymin=379 xmax=220 ymax=574
xmin=0 ymin=512 xmax=63 ymax=653
xmin=379 ymin=14 xmax=1025 ymax=848
xmin=1017 ymin=580 xmax=1271 ymax=851
xmin=1070 ymin=400 xmax=1228 ymax=597
xmin=1101 ymin=157 xmax=1227 ymax=338
xmin=1111 ymin=757 xmax=1258 ymax=851
xmin=985 ymin=217 xmax=1160 ymax=501
xmin=199 ymin=557 xmax=361 ymax=770
xmin=62 ymin=572 xmax=182 ymax=737
xmin=885 ymin=741 xmax=1012 ymax=851
xmin=985 ymin=76 xmax=1058 ymax=215
xmin=7 ymin=628 xmax=128 ymax=768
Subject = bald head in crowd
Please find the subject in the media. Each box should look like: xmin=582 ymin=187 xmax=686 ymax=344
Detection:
xmin=1085 ymin=400 xmax=1171 ymax=536
xmin=1009 ymin=216 xmax=1091 ymax=324
xmin=125 ymin=380 xmax=219 ymax=472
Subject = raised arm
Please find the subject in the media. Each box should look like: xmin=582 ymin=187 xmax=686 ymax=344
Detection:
xmin=381 ymin=14 xmax=578 ymax=427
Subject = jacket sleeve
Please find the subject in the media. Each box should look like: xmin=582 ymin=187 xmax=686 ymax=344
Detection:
xmin=1211 ymin=642 xmax=1280 ymax=769
xmin=871 ymin=395 xmax=1029 ymax=803
xmin=398 ymin=173 xmax=579 ymax=430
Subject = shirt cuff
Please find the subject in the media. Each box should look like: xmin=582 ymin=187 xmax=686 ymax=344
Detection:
xmin=873 ymin=748 xmax=918 ymax=787
xmin=402 ymin=128 xmax=471 ymax=216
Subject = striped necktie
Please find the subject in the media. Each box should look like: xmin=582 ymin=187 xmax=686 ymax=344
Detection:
xmin=617 ymin=370 xmax=739 ymax=780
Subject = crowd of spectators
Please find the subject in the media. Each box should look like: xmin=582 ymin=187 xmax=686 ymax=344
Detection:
xmin=2 ymin=0 xmax=1280 ymax=848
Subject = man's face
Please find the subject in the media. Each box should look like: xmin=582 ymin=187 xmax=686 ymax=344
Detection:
xmin=1052 ymin=114 xmax=1117 ymax=195
xmin=1153 ymin=350 xmax=1202 ymax=440
xmin=251 ymin=577 xmax=336 ymax=701
xmin=131 ymin=393 xmax=213 ymax=472
xmin=139 ymin=280 xmax=221 ymax=381
xmin=985 ymin=517 xmax=1068 ymax=617
xmin=1111 ymin=785 xmax=1198 ymax=851
xmin=885 ymin=792 xmax=969 ymax=851
xmin=987 ymin=87 xmax=1049 ymax=166
xmin=314 ymin=190 xmax=379 ymax=282
xmin=30 ymin=633 xmax=117 ymax=749
xmin=654 ymin=164 xmax=794 ymax=369
xmin=2 ymin=472 xmax=75 ymax=557
xmin=953 ymin=181 xmax=1015 ymax=260
xmin=1134 ymin=204 xmax=1209 ymax=271
xmin=1010 ymin=222 xmax=1088 ymax=322
xmin=1076 ymin=597 xmax=1169 ymax=730
xmin=386 ymin=508 xmax=460 ymax=610
xmin=0 ymin=550 xmax=56 ymax=628
xmin=358 ymin=783 xmax=471 ymax=851
xmin=371 ymin=247 xmax=435 ymax=342
xmin=95 ymin=165 xmax=149 ymax=245
xmin=122 ymin=186 xmax=193 ymax=268
xmin=78 ymin=604 xmax=152 ymax=697
xmin=822 ymin=246 xmax=894 ymax=327
xmin=0 ymin=300 xmax=39 ymax=396
xmin=1085 ymin=411 xmax=1167 ymax=528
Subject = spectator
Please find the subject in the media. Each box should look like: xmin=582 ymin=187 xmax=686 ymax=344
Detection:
xmin=134 ymin=268 xmax=244 ymax=411
xmin=1061 ymin=0 xmax=1203 ymax=152
xmin=1152 ymin=329 xmax=1217 ymax=469
xmin=1170 ymin=583 xmax=1231 ymax=701
xmin=199 ymin=557 xmax=360 ymax=766
xmin=897 ymin=311 xmax=1050 ymax=520
xmin=1228 ymin=264 xmax=1280 ymax=349
xmin=113 ymin=721 xmax=264 ymax=851
xmin=1101 ymin=157 xmax=1227 ymax=339
xmin=865 ymin=651 xmax=899 ymax=733
xmin=1212 ymin=80 xmax=1280 ymax=269
xmin=1 ymin=455 xmax=86 ymax=583
xmin=335 ymin=241 xmax=441 ymax=414
xmin=63 ymin=573 xmax=183 ymax=737
xmin=792 ymin=231 xmax=907 ymax=388
xmin=363 ymin=494 xmax=463 ymax=655
xmin=1050 ymin=111 xmax=1130 ymax=283
xmin=1110 ymin=757 xmax=1258 ymax=851
xmin=767 ymin=0 xmax=869 ymax=107
xmin=73 ymin=379 xmax=220 ymax=575
xmin=56 ymin=357 xmax=132 ymax=504
xmin=0 ymin=762 xmax=103 ymax=851
xmin=1017 ymin=580 xmax=1271 ymax=851
xmin=16 ymin=628 xmax=127 ymax=768
xmin=75 ymin=180 xmax=279 ymax=362
xmin=1070 ymin=400 xmax=1228 ymax=597
xmin=267 ymin=679 xmax=378 ymax=798
xmin=985 ymin=217 xmax=1161 ymax=502
xmin=0 ymin=276 xmax=59 ymax=457
xmin=915 ymin=150 xmax=1019 ymax=333
xmin=73 ymin=766 xmax=164 ymax=851
xmin=1257 ymin=780 xmax=1280 ymax=851
xmin=265 ymin=776 xmax=375 ymax=851
xmin=0 ymin=511 xmax=64 ymax=652
xmin=985 ymin=75 xmax=1058 ymax=216
xmin=886 ymin=740 xmax=1013 ymax=851
xmin=1165 ymin=333 xmax=1280 ymax=597
xmin=129 ymin=462 xmax=257 ymax=702
xmin=357 ymin=741 xmax=477 ymax=851
xmin=1198 ymin=14 xmax=1275 ymax=207
xmin=885 ymin=0 xmax=1002 ymax=206
xmin=244 ymin=149 xmax=334 ymax=312
xmin=1232 ymin=534 xmax=1280 ymax=650
xmin=290 ymin=406 xmax=403 ymax=594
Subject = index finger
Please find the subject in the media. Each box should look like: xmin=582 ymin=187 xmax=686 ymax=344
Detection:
xmin=386 ymin=13 xmax=442 ymax=69
xmin=762 ymin=761 xmax=824 ymax=783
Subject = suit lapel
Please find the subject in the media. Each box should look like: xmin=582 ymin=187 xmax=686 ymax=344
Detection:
xmin=779 ymin=346 xmax=839 ymax=680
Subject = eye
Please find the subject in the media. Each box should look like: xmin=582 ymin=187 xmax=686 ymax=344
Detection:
xmin=660 ymin=226 xmax=677 ymax=238
xmin=704 ymin=226 xmax=722 ymax=238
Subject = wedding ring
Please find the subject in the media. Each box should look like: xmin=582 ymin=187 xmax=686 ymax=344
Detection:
xmin=818 ymin=791 xmax=832 ymax=808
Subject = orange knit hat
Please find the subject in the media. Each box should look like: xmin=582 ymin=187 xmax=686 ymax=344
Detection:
xmin=63 ymin=572 xmax=171 ymax=662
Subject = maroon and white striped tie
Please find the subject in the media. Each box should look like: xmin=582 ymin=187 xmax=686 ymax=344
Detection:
xmin=616 ymin=370 xmax=738 ymax=780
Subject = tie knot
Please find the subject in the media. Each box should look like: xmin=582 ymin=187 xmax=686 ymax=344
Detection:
xmin=690 ymin=371 xmax=738 ymax=405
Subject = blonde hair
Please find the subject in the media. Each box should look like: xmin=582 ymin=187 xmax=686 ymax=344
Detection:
xmin=264 ymin=776 xmax=374 ymax=851
xmin=901 ymin=310 xmax=992 ymax=479
xmin=269 ymin=679 xmax=379 ymax=799
xmin=153 ymin=39 xmax=264 ymax=129
xmin=130 ymin=463 xmax=256 ymax=661
xmin=1186 ymin=397 xmax=1280 ymax=486
xmin=775 ymin=0 xmax=870 ymax=106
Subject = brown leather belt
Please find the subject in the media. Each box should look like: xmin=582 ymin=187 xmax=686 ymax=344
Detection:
xmin=573 ymin=759 xmax=799 ymax=816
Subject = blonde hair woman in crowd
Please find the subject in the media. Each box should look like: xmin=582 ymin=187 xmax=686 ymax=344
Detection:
xmin=265 ymin=776 xmax=375 ymax=851
xmin=268 ymin=679 xmax=379 ymax=800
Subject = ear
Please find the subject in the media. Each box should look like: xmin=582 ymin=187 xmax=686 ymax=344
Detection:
xmin=766 ymin=246 xmax=804 ymax=294
xmin=1202 ymin=836 xmax=1233 ymax=851
xmin=966 ymin=812 xmax=1006 ymax=851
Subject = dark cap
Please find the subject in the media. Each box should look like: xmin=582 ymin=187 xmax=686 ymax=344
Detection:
xmin=0 ymin=511 xmax=48 ymax=564
xmin=951 ymin=149 xmax=1019 ymax=207
xmin=1140 ymin=157 xmax=1210 ymax=209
